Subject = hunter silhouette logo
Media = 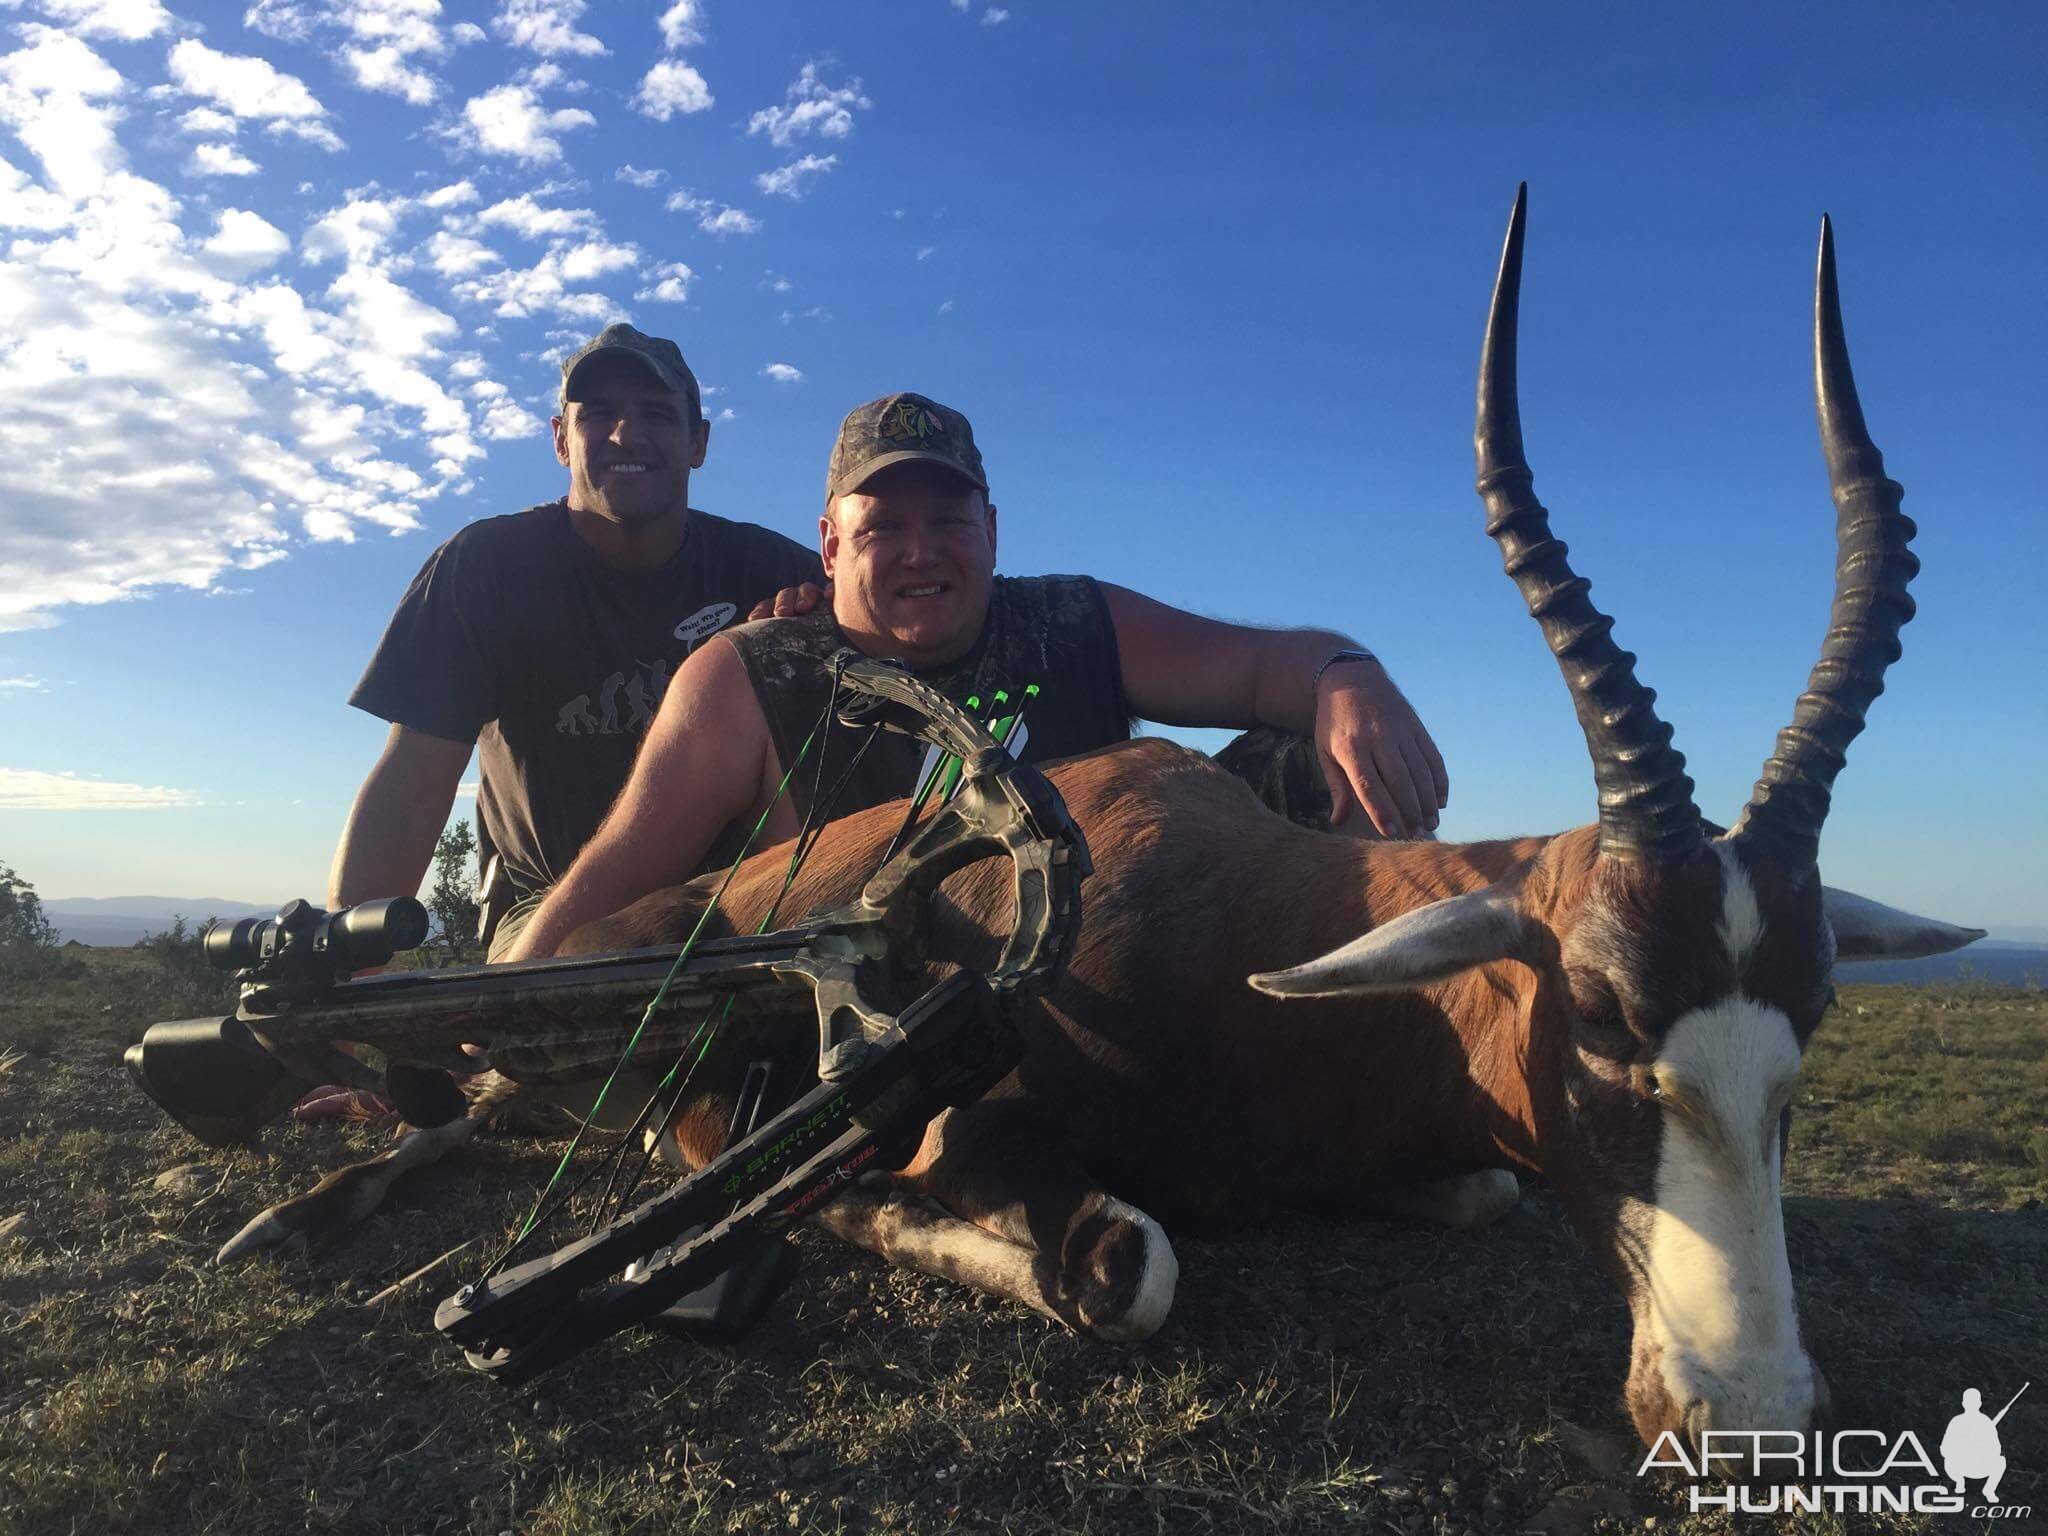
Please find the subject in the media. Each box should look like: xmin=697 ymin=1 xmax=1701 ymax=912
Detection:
xmin=1638 ymin=1378 xmax=2033 ymax=1519
xmin=882 ymin=400 xmax=944 ymax=443
xmin=1943 ymin=1382 xmax=2026 ymax=1505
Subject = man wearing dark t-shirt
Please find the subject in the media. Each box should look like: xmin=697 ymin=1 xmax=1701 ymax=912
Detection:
xmin=333 ymin=324 xmax=822 ymax=958
xmin=502 ymin=391 xmax=1451 ymax=964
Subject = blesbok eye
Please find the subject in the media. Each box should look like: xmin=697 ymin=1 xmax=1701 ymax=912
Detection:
xmin=1565 ymin=969 xmax=1635 ymax=1061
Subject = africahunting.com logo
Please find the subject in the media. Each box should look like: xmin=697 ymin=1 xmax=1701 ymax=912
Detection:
xmin=1639 ymin=1382 xmax=2030 ymax=1518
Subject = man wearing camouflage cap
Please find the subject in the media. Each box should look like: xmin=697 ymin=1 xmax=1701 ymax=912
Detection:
xmin=331 ymin=324 xmax=823 ymax=962
xmin=503 ymin=390 xmax=1448 ymax=963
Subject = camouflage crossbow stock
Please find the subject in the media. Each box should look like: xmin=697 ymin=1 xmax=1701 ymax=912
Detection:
xmin=125 ymin=656 xmax=1090 ymax=1383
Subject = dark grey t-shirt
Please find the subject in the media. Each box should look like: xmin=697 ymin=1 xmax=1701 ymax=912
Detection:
xmin=350 ymin=502 xmax=822 ymax=897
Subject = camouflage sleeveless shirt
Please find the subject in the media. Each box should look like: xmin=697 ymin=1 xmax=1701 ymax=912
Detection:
xmin=718 ymin=575 xmax=1134 ymax=823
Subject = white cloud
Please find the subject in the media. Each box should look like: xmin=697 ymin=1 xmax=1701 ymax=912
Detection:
xmin=449 ymin=81 xmax=594 ymax=162
xmin=761 ymin=362 xmax=801 ymax=383
xmin=423 ymin=228 xmax=499 ymax=275
xmin=0 ymin=26 xmax=127 ymax=199
xmin=473 ymin=192 xmax=596 ymax=238
xmin=302 ymin=192 xmax=408 ymax=265
xmin=664 ymin=188 xmax=757 ymax=236
xmin=419 ymin=178 xmax=477 ymax=209
xmin=0 ymin=31 xmax=543 ymax=632
xmin=746 ymin=62 xmax=870 ymax=148
xmin=464 ymin=376 xmax=540 ymax=438
xmin=983 ymin=6 xmax=1009 ymax=23
xmin=949 ymin=0 xmax=968 ymax=10
xmin=556 ymin=238 xmax=636 ymax=281
xmin=0 ymin=674 xmax=47 ymax=690
xmin=632 ymin=58 xmax=711 ymax=121
xmin=451 ymin=20 xmax=484 ymax=44
xmin=697 ymin=206 xmax=756 ymax=237
xmin=492 ymin=0 xmax=606 ymax=57
xmin=186 ymin=142 xmax=258 ymax=176
xmin=343 ymin=44 xmax=438 ymax=105
xmin=759 ymin=270 xmax=790 ymax=292
xmin=166 ymin=40 xmax=345 ymax=151
xmin=201 ymin=208 xmax=290 ymax=273
xmin=916 ymin=244 xmax=936 ymax=261
xmin=174 ymin=106 xmax=236 ymax=136
xmin=245 ymin=0 xmax=454 ymax=106
xmin=450 ymin=245 xmax=621 ymax=321
xmin=938 ymin=297 xmax=954 ymax=314
xmin=634 ymin=260 xmax=693 ymax=303
xmin=614 ymin=163 xmax=665 ymax=188
xmin=240 ymin=0 xmax=318 ymax=42
xmin=6 ymin=0 xmax=171 ymax=40
xmin=0 ymin=768 xmax=199 ymax=809
xmin=656 ymin=0 xmax=702 ymax=49
xmin=713 ymin=405 xmax=734 ymax=422
xmin=754 ymin=152 xmax=835 ymax=200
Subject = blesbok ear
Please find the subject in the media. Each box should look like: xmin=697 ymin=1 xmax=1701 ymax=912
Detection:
xmin=1247 ymin=887 xmax=1528 ymax=998
xmin=1824 ymin=887 xmax=1985 ymax=961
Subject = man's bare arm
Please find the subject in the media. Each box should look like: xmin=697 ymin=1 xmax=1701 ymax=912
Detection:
xmin=328 ymin=724 xmax=474 ymax=909
xmin=1100 ymin=582 xmax=1448 ymax=839
xmin=497 ymin=639 xmax=776 ymax=962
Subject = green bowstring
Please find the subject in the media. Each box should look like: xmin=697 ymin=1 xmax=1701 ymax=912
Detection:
xmin=617 ymin=684 xmax=1040 ymax=1217
xmin=505 ymin=713 xmax=826 ymax=1249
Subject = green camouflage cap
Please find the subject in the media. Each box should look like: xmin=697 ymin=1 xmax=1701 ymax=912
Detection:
xmin=826 ymin=392 xmax=987 ymax=499
xmin=558 ymin=322 xmax=701 ymax=418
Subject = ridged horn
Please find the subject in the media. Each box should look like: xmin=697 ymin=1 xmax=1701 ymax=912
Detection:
xmin=1475 ymin=185 xmax=1703 ymax=864
xmin=1729 ymin=216 xmax=1918 ymax=862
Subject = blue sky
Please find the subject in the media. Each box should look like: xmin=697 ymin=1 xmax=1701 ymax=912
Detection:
xmin=0 ymin=1 xmax=2042 ymax=934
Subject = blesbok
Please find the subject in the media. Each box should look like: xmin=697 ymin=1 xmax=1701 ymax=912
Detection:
xmin=227 ymin=190 xmax=1979 ymax=1451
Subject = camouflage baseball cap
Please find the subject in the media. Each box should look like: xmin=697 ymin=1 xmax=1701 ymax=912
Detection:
xmin=558 ymin=322 xmax=701 ymax=417
xmin=826 ymin=392 xmax=987 ymax=499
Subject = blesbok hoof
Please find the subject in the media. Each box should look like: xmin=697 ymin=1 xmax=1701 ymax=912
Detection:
xmin=215 ymin=1115 xmax=485 ymax=1265
xmin=1061 ymin=1196 xmax=1177 ymax=1342
xmin=1363 ymin=1169 xmax=1521 ymax=1230
xmin=216 ymin=1209 xmax=309 ymax=1264
xmin=1429 ymin=1169 xmax=1520 ymax=1229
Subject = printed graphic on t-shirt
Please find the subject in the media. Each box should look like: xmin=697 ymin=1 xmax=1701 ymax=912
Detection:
xmin=551 ymin=598 xmax=744 ymax=737
xmin=675 ymin=601 xmax=738 ymax=646
xmin=554 ymin=657 xmax=671 ymax=736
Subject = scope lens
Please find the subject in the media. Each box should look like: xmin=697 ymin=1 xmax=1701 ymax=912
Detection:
xmin=203 ymin=915 xmax=267 ymax=971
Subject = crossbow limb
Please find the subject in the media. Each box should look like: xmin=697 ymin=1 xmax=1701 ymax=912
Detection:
xmin=125 ymin=655 xmax=1090 ymax=1380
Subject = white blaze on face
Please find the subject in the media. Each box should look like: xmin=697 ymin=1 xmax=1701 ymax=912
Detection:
xmin=1630 ymin=854 xmax=1816 ymax=1434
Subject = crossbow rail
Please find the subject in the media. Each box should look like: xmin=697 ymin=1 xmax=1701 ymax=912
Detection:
xmin=125 ymin=656 xmax=1092 ymax=1379
xmin=129 ymin=656 xmax=1090 ymax=1136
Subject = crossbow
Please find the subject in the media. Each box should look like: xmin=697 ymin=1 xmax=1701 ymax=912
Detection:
xmin=125 ymin=655 xmax=1089 ymax=1383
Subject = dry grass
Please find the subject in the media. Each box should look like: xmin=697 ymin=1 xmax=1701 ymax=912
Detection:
xmin=0 ymin=955 xmax=2041 ymax=1535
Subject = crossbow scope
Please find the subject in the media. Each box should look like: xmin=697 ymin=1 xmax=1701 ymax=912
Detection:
xmin=124 ymin=897 xmax=430 ymax=1146
xmin=204 ymin=896 xmax=430 ymax=981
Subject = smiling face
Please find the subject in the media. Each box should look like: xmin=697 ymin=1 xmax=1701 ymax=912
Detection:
xmin=822 ymin=459 xmax=998 ymax=669
xmin=552 ymin=355 xmax=708 ymax=534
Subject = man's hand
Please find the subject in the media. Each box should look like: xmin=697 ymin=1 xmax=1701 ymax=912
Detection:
xmin=747 ymin=580 xmax=828 ymax=621
xmin=1314 ymin=660 xmax=1449 ymax=840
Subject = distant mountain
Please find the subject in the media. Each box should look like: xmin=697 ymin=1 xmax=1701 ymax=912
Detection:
xmin=1837 ymin=946 xmax=2048 ymax=987
xmin=43 ymin=897 xmax=281 ymax=948
xmin=43 ymin=896 xmax=278 ymax=919
xmin=1984 ymin=925 xmax=2048 ymax=947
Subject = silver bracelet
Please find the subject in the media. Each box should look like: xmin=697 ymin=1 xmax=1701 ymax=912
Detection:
xmin=1311 ymin=648 xmax=1377 ymax=700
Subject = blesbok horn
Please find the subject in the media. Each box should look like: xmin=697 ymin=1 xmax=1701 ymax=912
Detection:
xmin=1476 ymin=185 xmax=1702 ymax=864
xmin=1729 ymin=217 xmax=1919 ymax=863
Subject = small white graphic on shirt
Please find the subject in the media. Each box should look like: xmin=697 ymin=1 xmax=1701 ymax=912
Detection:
xmin=675 ymin=601 xmax=737 ymax=647
xmin=554 ymin=658 xmax=672 ymax=736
